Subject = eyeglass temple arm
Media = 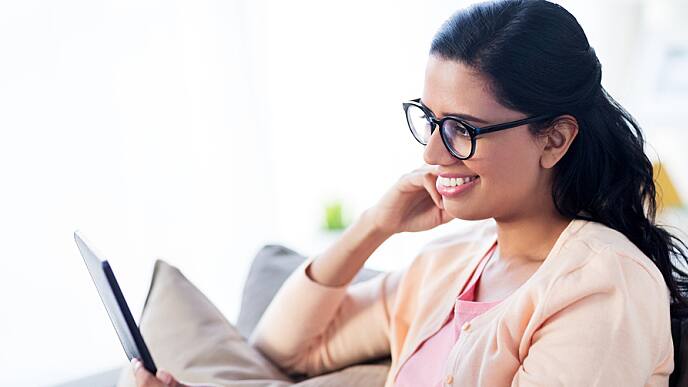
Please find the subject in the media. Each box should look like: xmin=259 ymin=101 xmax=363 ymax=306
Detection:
xmin=475 ymin=114 xmax=557 ymax=135
xmin=405 ymin=98 xmax=558 ymax=135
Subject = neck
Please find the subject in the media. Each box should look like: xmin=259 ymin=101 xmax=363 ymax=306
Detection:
xmin=493 ymin=209 xmax=573 ymax=264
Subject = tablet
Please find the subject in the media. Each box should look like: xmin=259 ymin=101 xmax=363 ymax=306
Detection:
xmin=74 ymin=230 xmax=157 ymax=374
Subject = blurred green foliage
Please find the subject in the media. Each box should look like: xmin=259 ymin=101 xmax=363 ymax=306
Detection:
xmin=321 ymin=199 xmax=350 ymax=231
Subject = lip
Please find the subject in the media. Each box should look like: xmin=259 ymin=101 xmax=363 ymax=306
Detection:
xmin=436 ymin=176 xmax=480 ymax=197
xmin=438 ymin=172 xmax=479 ymax=178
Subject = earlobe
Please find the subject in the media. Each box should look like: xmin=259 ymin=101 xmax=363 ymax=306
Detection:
xmin=539 ymin=148 xmax=559 ymax=169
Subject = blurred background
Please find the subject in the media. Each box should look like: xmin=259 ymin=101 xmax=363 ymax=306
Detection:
xmin=0 ymin=0 xmax=686 ymax=385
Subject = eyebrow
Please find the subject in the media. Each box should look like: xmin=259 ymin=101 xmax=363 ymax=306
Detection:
xmin=419 ymin=99 xmax=490 ymax=125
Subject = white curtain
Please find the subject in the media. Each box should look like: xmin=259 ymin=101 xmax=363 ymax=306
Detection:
xmin=0 ymin=1 xmax=276 ymax=384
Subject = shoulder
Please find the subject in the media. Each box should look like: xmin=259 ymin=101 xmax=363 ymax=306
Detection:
xmin=561 ymin=220 xmax=667 ymax=294
xmin=529 ymin=220 xmax=674 ymax=367
xmin=542 ymin=219 xmax=671 ymax=319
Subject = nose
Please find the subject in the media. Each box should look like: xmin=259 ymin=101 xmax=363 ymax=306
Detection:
xmin=423 ymin=125 xmax=459 ymax=166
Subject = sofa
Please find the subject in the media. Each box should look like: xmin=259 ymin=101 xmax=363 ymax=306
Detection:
xmin=57 ymin=220 xmax=688 ymax=386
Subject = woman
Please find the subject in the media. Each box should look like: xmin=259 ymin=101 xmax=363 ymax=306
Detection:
xmin=133 ymin=0 xmax=688 ymax=386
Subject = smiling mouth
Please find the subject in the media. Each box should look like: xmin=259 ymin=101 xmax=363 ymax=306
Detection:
xmin=437 ymin=175 xmax=479 ymax=187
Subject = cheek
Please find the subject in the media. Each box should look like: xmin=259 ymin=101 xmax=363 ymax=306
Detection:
xmin=470 ymin=135 xmax=542 ymax=199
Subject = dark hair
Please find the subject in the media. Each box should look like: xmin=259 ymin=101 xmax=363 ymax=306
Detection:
xmin=430 ymin=0 xmax=688 ymax=315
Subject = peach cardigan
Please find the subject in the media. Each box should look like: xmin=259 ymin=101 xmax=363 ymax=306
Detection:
xmin=249 ymin=218 xmax=674 ymax=386
xmin=395 ymin=241 xmax=501 ymax=386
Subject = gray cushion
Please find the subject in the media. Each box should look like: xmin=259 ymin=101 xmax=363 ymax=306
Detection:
xmin=236 ymin=244 xmax=383 ymax=339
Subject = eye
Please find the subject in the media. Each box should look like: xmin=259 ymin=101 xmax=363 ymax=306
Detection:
xmin=443 ymin=119 xmax=471 ymax=137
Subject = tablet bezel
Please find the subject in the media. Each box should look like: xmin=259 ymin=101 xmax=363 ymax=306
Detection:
xmin=75 ymin=231 xmax=157 ymax=374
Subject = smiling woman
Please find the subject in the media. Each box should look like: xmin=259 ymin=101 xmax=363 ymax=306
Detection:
xmin=245 ymin=2 xmax=686 ymax=387
xmin=133 ymin=1 xmax=686 ymax=386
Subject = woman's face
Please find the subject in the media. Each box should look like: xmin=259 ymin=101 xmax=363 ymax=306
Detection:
xmin=422 ymin=55 xmax=553 ymax=221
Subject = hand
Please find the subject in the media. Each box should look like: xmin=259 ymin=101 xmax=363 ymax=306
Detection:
xmin=132 ymin=358 xmax=187 ymax=387
xmin=365 ymin=163 xmax=452 ymax=235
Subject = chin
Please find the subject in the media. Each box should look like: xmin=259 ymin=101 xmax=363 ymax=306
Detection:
xmin=443 ymin=203 xmax=490 ymax=221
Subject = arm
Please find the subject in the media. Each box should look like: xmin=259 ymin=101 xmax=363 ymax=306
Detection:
xmin=511 ymin=248 xmax=674 ymax=387
xmin=248 ymin=210 xmax=403 ymax=377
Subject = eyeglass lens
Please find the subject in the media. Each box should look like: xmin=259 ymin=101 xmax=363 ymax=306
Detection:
xmin=405 ymin=104 xmax=473 ymax=158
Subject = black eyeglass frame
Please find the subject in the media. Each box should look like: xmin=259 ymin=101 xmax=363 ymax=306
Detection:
xmin=402 ymin=98 xmax=559 ymax=160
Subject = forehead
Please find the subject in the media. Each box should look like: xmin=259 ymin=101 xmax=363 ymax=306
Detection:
xmin=421 ymin=55 xmax=512 ymax=121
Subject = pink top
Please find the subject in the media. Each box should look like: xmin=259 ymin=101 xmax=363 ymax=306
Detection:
xmin=394 ymin=241 xmax=501 ymax=387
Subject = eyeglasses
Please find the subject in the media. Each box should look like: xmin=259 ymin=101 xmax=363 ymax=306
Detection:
xmin=402 ymin=98 xmax=557 ymax=160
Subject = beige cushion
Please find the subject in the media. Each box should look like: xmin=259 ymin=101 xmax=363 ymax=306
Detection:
xmin=115 ymin=259 xmax=390 ymax=387
xmin=115 ymin=259 xmax=292 ymax=386
xmin=291 ymin=363 xmax=389 ymax=387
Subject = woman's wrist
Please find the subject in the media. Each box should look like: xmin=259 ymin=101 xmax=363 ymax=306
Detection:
xmin=307 ymin=209 xmax=393 ymax=287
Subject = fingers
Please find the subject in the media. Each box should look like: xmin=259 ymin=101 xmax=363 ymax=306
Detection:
xmin=420 ymin=164 xmax=446 ymax=209
xmin=133 ymin=358 xmax=162 ymax=386
xmin=157 ymin=370 xmax=183 ymax=387
xmin=438 ymin=205 xmax=453 ymax=224
xmin=401 ymin=166 xmax=444 ymax=209
xmin=422 ymin=170 xmax=444 ymax=209
xmin=132 ymin=358 xmax=184 ymax=387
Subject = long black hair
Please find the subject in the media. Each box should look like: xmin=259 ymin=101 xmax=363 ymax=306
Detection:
xmin=430 ymin=0 xmax=688 ymax=315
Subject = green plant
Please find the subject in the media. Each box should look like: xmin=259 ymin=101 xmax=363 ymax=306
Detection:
xmin=321 ymin=199 xmax=350 ymax=231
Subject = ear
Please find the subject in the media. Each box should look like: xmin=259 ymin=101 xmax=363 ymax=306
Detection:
xmin=538 ymin=115 xmax=579 ymax=169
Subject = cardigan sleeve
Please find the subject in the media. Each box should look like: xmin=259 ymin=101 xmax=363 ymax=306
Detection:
xmin=511 ymin=247 xmax=674 ymax=387
xmin=248 ymin=254 xmax=405 ymax=377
